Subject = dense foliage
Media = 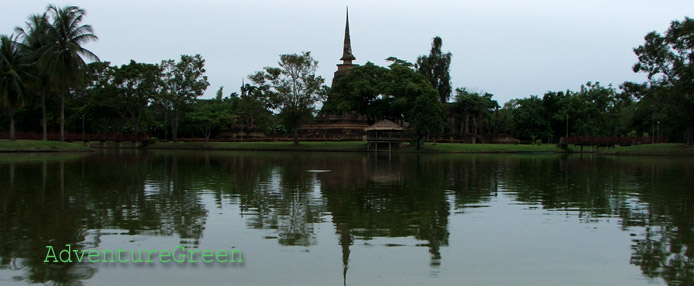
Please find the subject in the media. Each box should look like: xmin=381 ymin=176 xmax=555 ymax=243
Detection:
xmin=248 ymin=52 xmax=326 ymax=144
xmin=1 ymin=6 xmax=692 ymax=144
xmin=416 ymin=36 xmax=452 ymax=103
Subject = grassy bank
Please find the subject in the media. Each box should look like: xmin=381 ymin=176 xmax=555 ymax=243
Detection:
xmin=398 ymin=142 xmax=564 ymax=153
xmin=600 ymin=143 xmax=694 ymax=156
xmin=146 ymin=141 xmax=567 ymax=153
xmin=146 ymin=141 xmax=368 ymax=151
xmin=0 ymin=140 xmax=92 ymax=152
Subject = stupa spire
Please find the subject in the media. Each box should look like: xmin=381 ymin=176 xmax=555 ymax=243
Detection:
xmin=340 ymin=7 xmax=355 ymax=64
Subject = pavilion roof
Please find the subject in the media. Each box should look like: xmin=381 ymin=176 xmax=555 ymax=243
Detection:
xmin=364 ymin=119 xmax=404 ymax=131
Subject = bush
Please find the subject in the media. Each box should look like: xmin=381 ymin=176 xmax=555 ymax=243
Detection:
xmin=513 ymin=139 xmax=520 ymax=145
xmin=535 ymin=139 xmax=542 ymax=146
xmin=149 ymin=137 xmax=159 ymax=144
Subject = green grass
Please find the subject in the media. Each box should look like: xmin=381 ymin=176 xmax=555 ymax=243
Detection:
xmin=147 ymin=141 xmax=368 ymax=151
xmin=0 ymin=140 xmax=92 ymax=152
xmin=147 ymin=141 xmax=567 ymax=153
xmin=0 ymin=153 xmax=91 ymax=163
xmin=400 ymin=142 xmax=565 ymax=153
xmin=600 ymin=143 xmax=694 ymax=156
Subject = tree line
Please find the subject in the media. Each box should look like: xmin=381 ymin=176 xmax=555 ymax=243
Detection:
xmin=2 ymin=5 xmax=692 ymax=145
xmin=323 ymin=18 xmax=694 ymax=145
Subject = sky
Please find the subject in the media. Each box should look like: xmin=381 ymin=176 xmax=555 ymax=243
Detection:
xmin=1 ymin=0 xmax=692 ymax=104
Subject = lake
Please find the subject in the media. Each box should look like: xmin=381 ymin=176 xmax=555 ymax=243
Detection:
xmin=0 ymin=150 xmax=692 ymax=285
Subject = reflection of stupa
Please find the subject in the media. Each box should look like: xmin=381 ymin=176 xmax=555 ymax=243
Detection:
xmin=337 ymin=222 xmax=352 ymax=286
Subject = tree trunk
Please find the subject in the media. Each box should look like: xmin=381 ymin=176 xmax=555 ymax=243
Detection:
xmin=494 ymin=106 xmax=499 ymax=135
xmin=171 ymin=120 xmax=178 ymax=143
xmin=134 ymin=113 xmax=140 ymax=136
xmin=478 ymin=115 xmax=484 ymax=135
xmin=293 ymin=129 xmax=299 ymax=145
xmin=203 ymin=129 xmax=210 ymax=143
xmin=9 ymin=105 xmax=15 ymax=141
xmin=464 ymin=113 xmax=470 ymax=135
xmin=171 ymin=113 xmax=179 ymax=143
xmin=41 ymin=90 xmax=47 ymax=140
xmin=60 ymin=92 xmax=65 ymax=141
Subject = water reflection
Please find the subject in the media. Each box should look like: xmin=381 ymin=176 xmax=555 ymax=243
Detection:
xmin=0 ymin=151 xmax=692 ymax=285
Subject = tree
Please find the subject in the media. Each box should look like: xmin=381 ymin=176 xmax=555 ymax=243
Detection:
xmin=387 ymin=63 xmax=438 ymax=121
xmin=325 ymin=61 xmax=440 ymax=136
xmin=570 ymin=82 xmax=619 ymax=136
xmin=215 ymin=86 xmax=224 ymax=101
xmin=411 ymin=93 xmax=446 ymax=149
xmin=452 ymin=88 xmax=478 ymax=135
xmin=416 ymin=36 xmax=452 ymax=103
xmin=0 ymin=35 xmax=29 ymax=141
xmin=109 ymin=60 xmax=161 ymax=135
xmin=385 ymin=56 xmax=413 ymax=68
xmin=633 ymin=17 xmax=694 ymax=144
xmin=237 ymin=83 xmax=277 ymax=136
xmin=497 ymin=100 xmax=516 ymax=135
xmin=183 ymin=99 xmax=233 ymax=143
xmin=512 ymin=95 xmax=552 ymax=141
xmin=81 ymin=61 xmax=124 ymax=134
xmin=452 ymin=88 xmax=498 ymax=137
xmin=540 ymin=82 xmax=620 ymax=141
xmin=156 ymin=54 xmax=210 ymax=142
xmin=249 ymin=52 xmax=325 ymax=144
xmin=15 ymin=13 xmax=51 ymax=140
xmin=322 ymin=62 xmax=390 ymax=121
xmin=38 ymin=5 xmax=99 ymax=141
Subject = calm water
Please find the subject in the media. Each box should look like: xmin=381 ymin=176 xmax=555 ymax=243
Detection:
xmin=0 ymin=150 xmax=692 ymax=285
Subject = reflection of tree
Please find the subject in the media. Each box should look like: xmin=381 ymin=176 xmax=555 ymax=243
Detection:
xmin=322 ymin=154 xmax=452 ymax=274
xmin=159 ymin=151 xmax=329 ymax=247
xmin=395 ymin=153 xmax=694 ymax=285
xmin=226 ymin=153 xmax=328 ymax=246
xmin=446 ymin=155 xmax=498 ymax=209
xmin=619 ymin=158 xmax=694 ymax=285
xmin=188 ymin=152 xmax=456 ymax=281
xmin=0 ymin=152 xmax=209 ymax=285
xmin=0 ymin=158 xmax=95 ymax=285
xmin=498 ymin=155 xmax=694 ymax=285
xmin=2 ymin=151 xmax=693 ymax=285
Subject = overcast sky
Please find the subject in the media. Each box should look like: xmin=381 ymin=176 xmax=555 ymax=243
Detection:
xmin=2 ymin=0 xmax=692 ymax=104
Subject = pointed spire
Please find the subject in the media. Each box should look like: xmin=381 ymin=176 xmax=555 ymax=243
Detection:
xmin=340 ymin=6 xmax=355 ymax=64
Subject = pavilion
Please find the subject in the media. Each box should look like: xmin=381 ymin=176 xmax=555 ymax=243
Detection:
xmin=365 ymin=119 xmax=404 ymax=152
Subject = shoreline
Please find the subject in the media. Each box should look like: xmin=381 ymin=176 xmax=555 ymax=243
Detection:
xmin=2 ymin=140 xmax=692 ymax=156
xmin=0 ymin=140 xmax=94 ymax=153
xmin=143 ymin=141 xmax=566 ymax=154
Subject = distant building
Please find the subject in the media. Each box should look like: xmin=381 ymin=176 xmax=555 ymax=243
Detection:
xmin=299 ymin=8 xmax=369 ymax=140
xmin=332 ymin=7 xmax=358 ymax=88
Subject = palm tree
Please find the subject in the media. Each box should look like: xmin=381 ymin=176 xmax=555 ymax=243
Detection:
xmin=15 ymin=13 xmax=51 ymax=140
xmin=0 ymin=35 xmax=28 ymax=141
xmin=39 ymin=5 xmax=98 ymax=141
